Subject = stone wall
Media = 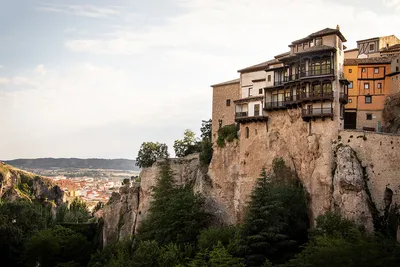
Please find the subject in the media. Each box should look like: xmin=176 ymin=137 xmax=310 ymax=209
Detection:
xmin=356 ymin=110 xmax=383 ymax=130
xmin=211 ymin=80 xmax=240 ymax=142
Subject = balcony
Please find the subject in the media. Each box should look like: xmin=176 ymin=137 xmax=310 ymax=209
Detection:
xmin=284 ymin=73 xmax=300 ymax=83
xmin=235 ymin=111 xmax=268 ymax=124
xmin=264 ymin=101 xmax=286 ymax=110
xmin=274 ymin=80 xmax=285 ymax=87
xmin=284 ymin=95 xmax=302 ymax=106
xmin=302 ymin=107 xmax=333 ymax=121
xmin=339 ymin=92 xmax=348 ymax=104
xmin=300 ymin=68 xmax=334 ymax=79
xmin=300 ymin=91 xmax=334 ymax=102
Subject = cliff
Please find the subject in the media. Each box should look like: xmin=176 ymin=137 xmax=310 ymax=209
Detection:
xmin=383 ymin=92 xmax=400 ymax=134
xmin=0 ymin=162 xmax=64 ymax=205
xmin=102 ymin=116 xmax=400 ymax=244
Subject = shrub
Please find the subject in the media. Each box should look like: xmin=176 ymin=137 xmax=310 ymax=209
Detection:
xmin=217 ymin=124 xmax=238 ymax=147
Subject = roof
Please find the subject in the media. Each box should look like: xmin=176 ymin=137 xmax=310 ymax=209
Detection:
xmin=274 ymin=51 xmax=290 ymax=59
xmin=296 ymin=45 xmax=336 ymax=54
xmin=381 ymin=44 xmax=400 ymax=52
xmin=210 ymin=78 xmax=240 ymax=87
xmin=344 ymin=48 xmax=358 ymax=52
xmin=344 ymin=57 xmax=393 ymax=66
xmin=357 ymin=35 xmax=397 ymax=43
xmin=292 ymin=27 xmax=347 ymax=44
xmin=237 ymin=58 xmax=278 ymax=73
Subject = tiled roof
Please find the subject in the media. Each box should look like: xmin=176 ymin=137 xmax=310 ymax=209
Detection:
xmin=344 ymin=57 xmax=393 ymax=65
xmin=296 ymin=45 xmax=336 ymax=54
xmin=344 ymin=48 xmax=358 ymax=52
xmin=210 ymin=78 xmax=240 ymax=87
xmin=274 ymin=51 xmax=290 ymax=59
xmin=237 ymin=58 xmax=278 ymax=73
xmin=292 ymin=28 xmax=347 ymax=44
xmin=381 ymin=44 xmax=400 ymax=52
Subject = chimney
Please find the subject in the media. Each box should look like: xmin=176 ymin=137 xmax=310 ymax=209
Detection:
xmin=336 ymin=24 xmax=340 ymax=31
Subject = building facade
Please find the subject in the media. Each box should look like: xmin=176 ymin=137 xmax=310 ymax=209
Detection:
xmin=211 ymin=79 xmax=240 ymax=142
xmin=231 ymin=27 xmax=349 ymax=131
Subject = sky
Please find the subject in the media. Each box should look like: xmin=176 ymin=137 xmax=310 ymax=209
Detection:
xmin=0 ymin=0 xmax=399 ymax=160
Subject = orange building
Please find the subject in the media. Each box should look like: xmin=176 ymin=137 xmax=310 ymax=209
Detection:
xmin=343 ymin=57 xmax=393 ymax=130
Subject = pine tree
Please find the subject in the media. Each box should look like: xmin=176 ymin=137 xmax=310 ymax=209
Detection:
xmin=240 ymin=158 xmax=309 ymax=266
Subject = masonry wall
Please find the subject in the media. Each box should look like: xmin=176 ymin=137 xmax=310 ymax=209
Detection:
xmin=356 ymin=110 xmax=383 ymax=130
xmin=211 ymin=82 xmax=240 ymax=142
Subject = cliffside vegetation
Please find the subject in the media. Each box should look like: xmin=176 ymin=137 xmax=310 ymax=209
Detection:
xmin=216 ymin=123 xmax=238 ymax=147
xmin=92 ymin=157 xmax=400 ymax=267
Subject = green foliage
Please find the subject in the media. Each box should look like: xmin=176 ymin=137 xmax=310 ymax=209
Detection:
xmin=190 ymin=242 xmax=245 ymax=267
xmin=88 ymin=239 xmax=133 ymax=267
xmin=199 ymin=137 xmax=213 ymax=165
xmin=197 ymin=226 xmax=237 ymax=252
xmin=62 ymin=198 xmax=90 ymax=223
xmin=217 ymin=124 xmax=238 ymax=147
xmin=240 ymin=158 xmax=309 ymax=266
xmin=93 ymin=201 xmax=104 ymax=213
xmin=283 ymin=212 xmax=400 ymax=267
xmin=137 ymin=161 xmax=211 ymax=246
xmin=136 ymin=142 xmax=169 ymax=168
xmin=174 ymin=129 xmax=200 ymax=158
xmin=158 ymin=243 xmax=192 ymax=267
xmin=200 ymin=119 xmax=212 ymax=141
xmin=24 ymin=225 xmax=92 ymax=267
xmin=132 ymin=240 xmax=161 ymax=267
xmin=122 ymin=178 xmax=130 ymax=186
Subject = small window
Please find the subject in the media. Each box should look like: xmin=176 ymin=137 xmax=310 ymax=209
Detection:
xmin=374 ymin=68 xmax=379 ymax=74
xmin=248 ymin=87 xmax=252 ymax=97
xmin=366 ymin=114 xmax=372 ymax=120
xmin=349 ymin=69 xmax=352 ymax=73
xmin=362 ymin=68 xmax=366 ymax=73
xmin=349 ymin=98 xmax=353 ymax=103
xmin=315 ymin=37 xmax=322 ymax=46
xmin=226 ymin=99 xmax=231 ymax=106
xmin=364 ymin=83 xmax=369 ymax=89
xmin=245 ymin=127 xmax=249 ymax=138
xmin=259 ymin=88 xmax=263 ymax=94
xmin=377 ymin=83 xmax=382 ymax=89
xmin=369 ymin=44 xmax=375 ymax=51
xmin=365 ymin=96 xmax=372 ymax=103
xmin=396 ymin=66 xmax=399 ymax=72
xmin=267 ymin=75 xmax=271 ymax=82
xmin=348 ymin=81 xmax=353 ymax=89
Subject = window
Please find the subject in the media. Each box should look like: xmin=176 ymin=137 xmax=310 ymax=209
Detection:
xmin=226 ymin=99 xmax=231 ymax=106
xmin=362 ymin=68 xmax=366 ymax=73
xmin=248 ymin=87 xmax=252 ymax=97
xmin=267 ymin=75 xmax=271 ymax=82
xmin=254 ymin=104 xmax=260 ymax=116
xmin=364 ymin=83 xmax=369 ymax=89
xmin=396 ymin=66 xmax=399 ymax=72
xmin=374 ymin=68 xmax=379 ymax=74
xmin=366 ymin=113 xmax=372 ymax=120
xmin=377 ymin=83 xmax=382 ymax=89
xmin=369 ymin=44 xmax=375 ymax=52
xmin=348 ymin=81 xmax=353 ymax=89
xmin=315 ymin=37 xmax=322 ymax=46
xmin=365 ymin=96 xmax=372 ymax=103
xmin=259 ymin=88 xmax=263 ymax=94
xmin=349 ymin=98 xmax=353 ymax=103
xmin=349 ymin=69 xmax=352 ymax=73
xmin=245 ymin=127 xmax=249 ymax=138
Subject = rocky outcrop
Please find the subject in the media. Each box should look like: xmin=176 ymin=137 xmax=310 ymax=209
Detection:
xmin=102 ymin=184 xmax=140 ymax=246
xmin=383 ymin=92 xmax=400 ymax=134
xmin=332 ymin=145 xmax=374 ymax=231
xmin=0 ymin=162 xmax=64 ymax=204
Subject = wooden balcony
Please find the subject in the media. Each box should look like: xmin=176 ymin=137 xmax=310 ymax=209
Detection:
xmin=339 ymin=92 xmax=348 ymax=104
xmin=235 ymin=112 xmax=268 ymax=124
xmin=301 ymin=107 xmax=333 ymax=121
xmin=264 ymin=101 xmax=286 ymax=110
xmin=300 ymin=91 xmax=334 ymax=102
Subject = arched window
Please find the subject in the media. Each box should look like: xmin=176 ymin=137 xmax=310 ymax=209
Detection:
xmin=245 ymin=127 xmax=249 ymax=138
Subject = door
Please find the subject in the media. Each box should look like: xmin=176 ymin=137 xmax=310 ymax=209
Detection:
xmin=254 ymin=104 xmax=260 ymax=116
xmin=344 ymin=112 xmax=357 ymax=129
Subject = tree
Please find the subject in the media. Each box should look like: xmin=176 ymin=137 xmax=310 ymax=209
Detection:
xmin=136 ymin=161 xmax=211 ymax=246
xmin=24 ymin=225 xmax=91 ymax=267
xmin=173 ymin=129 xmax=199 ymax=158
xmin=136 ymin=142 xmax=169 ymax=168
xmin=283 ymin=212 xmax=400 ymax=267
xmin=200 ymin=119 xmax=212 ymax=141
xmin=240 ymin=158 xmax=309 ymax=266
xmin=189 ymin=242 xmax=245 ymax=267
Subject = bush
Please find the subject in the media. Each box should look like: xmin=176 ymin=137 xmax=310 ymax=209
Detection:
xmin=217 ymin=124 xmax=238 ymax=147
xmin=136 ymin=142 xmax=169 ymax=168
xmin=197 ymin=226 xmax=237 ymax=252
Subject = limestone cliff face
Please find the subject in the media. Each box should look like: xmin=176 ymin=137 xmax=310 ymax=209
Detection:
xmin=0 ymin=162 xmax=64 ymax=205
xmin=102 ymin=184 xmax=140 ymax=247
xmin=332 ymin=145 xmax=374 ymax=231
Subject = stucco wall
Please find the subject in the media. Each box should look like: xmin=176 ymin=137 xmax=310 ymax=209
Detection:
xmin=356 ymin=110 xmax=383 ymax=130
xmin=338 ymin=130 xmax=400 ymax=213
xmin=212 ymin=81 xmax=240 ymax=142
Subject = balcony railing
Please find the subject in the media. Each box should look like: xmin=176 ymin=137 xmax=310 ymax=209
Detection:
xmin=300 ymin=68 xmax=334 ymax=78
xmin=274 ymin=80 xmax=285 ymax=86
xmin=300 ymin=91 xmax=334 ymax=101
xmin=302 ymin=107 xmax=333 ymax=118
xmin=264 ymin=101 xmax=286 ymax=110
xmin=235 ymin=111 xmax=248 ymax=118
xmin=284 ymin=73 xmax=300 ymax=82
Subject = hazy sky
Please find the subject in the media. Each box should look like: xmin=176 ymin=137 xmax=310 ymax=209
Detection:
xmin=0 ymin=0 xmax=399 ymax=160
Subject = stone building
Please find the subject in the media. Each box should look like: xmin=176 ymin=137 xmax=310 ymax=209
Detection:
xmin=210 ymin=79 xmax=240 ymax=142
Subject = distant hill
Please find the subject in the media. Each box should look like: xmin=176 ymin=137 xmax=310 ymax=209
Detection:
xmin=4 ymin=158 xmax=141 ymax=171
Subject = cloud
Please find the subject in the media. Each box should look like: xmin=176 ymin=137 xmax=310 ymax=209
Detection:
xmin=0 ymin=78 xmax=10 ymax=85
xmin=382 ymin=0 xmax=400 ymax=9
xmin=37 ymin=3 xmax=120 ymax=18
xmin=34 ymin=65 xmax=47 ymax=76
xmin=0 ymin=65 xmax=4 ymax=69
